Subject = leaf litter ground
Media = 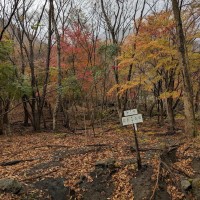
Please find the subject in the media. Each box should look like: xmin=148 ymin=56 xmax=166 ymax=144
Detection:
xmin=0 ymin=119 xmax=200 ymax=200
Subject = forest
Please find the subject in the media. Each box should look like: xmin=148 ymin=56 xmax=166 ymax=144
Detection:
xmin=0 ymin=0 xmax=200 ymax=199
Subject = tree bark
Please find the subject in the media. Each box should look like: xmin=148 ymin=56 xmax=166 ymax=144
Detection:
xmin=0 ymin=100 xmax=4 ymax=135
xmin=165 ymin=70 xmax=176 ymax=132
xmin=195 ymin=82 xmax=200 ymax=113
xmin=0 ymin=99 xmax=11 ymax=135
xmin=51 ymin=0 xmax=69 ymax=130
xmin=0 ymin=0 xmax=20 ymax=41
xmin=166 ymin=97 xmax=175 ymax=132
xmin=23 ymin=101 xmax=29 ymax=126
xmin=171 ymin=0 xmax=197 ymax=137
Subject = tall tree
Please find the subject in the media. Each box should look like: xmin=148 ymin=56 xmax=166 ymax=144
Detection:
xmin=13 ymin=0 xmax=52 ymax=131
xmin=0 ymin=0 xmax=20 ymax=41
xmin=171 ymin=0 xmax=197 ymax=137
xmin=99 ymin=0 xmax=147 ymax=122
xmin=51 ymin=0 xmax=70 ymax=130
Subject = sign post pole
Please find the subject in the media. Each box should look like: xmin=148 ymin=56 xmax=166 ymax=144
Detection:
xmin=122 ymin=109 xmax=143 ymax=170
xmin=132 ymin=123 xmax=142 ymax=170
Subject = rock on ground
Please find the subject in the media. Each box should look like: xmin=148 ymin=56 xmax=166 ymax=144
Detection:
xmin=0 ymin=178 xmax=22 ymax=194
xmin=181 ymin=179 xmax=191 ymax=191
xmin=192 ymin=178 xmax=200 ymax=200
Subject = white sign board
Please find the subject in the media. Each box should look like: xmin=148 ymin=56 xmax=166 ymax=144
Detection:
xmin=124 ymin=109 xmax=138 ymax=116
xmin=122 ymin=114 xmax=143 ymax=126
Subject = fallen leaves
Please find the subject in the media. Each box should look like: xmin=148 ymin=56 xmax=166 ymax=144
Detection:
xmin=0 ymin=119 xmax=199 ymax=199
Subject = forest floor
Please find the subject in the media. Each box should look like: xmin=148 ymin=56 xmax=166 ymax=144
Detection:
xmin=0 ymin=118 xmax=200 ymax=200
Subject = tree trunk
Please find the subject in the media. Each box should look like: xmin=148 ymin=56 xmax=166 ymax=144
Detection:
xmin=0 ymin=100 xmax=11 ymax=135
xmin=51 ymin=0 xmax=69 ymax=131
xmin=195 ymin=83 xmax=200 ymax=113
xmin=0 ymin=100 xmax=4 ymax=135
xmin=149 ymin=101 xmax=156 ymax=118
xmin=166 ymin=97 xmax=175 ymax=132
xmin=3 ymin=100 xmax=10 ymax=125
xmin=171 ymin=0 xmax=197 ymax=137
xmin=28 ymin=40 xmax=41 ymax=131
xmin=157 ymin=99 xmax=164 ymax=125
xmin=22 ymin=100 xmax=29 ymax=126
xmin=165 ymin=70 xmax=176 ymax=131
xmin=19 ymin=33 xmax=29 ymax=127
xmin=3 ymin=101 xmax=11 ymax=135
xmin=160 ymin=99 xmax=164 ymax=125
xmin=48 ymin=103 xmax=53 ymax=118
xmin=61 ymin=101 xmax=69 ymax=128
xmin=53 ymin=97 xmax=60 ymax=131
xmin=33 ymin=111 xmax=41 ymax=131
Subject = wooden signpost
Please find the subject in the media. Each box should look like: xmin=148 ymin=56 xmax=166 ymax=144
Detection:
xmin=122 ymin=109 xmax=143 ymax=170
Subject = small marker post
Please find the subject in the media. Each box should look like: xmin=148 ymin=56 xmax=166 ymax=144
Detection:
xmin=122 ymin=109 xmax=143 ymax=170
xmin=132 ymin=123 xmax=142 ymax=170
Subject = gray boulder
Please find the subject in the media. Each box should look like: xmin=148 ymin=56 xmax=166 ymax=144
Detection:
xmin=0 ymin=178 xmax=22 ymax=194
xmin=181 ymin=179 xmax=191 ymax=191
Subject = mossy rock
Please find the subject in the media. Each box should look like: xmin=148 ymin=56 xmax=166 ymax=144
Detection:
xmin=0 ymin=178 xmax=22 ymax=194
xmin=192 ymin=178 xmax=200 ymax=200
